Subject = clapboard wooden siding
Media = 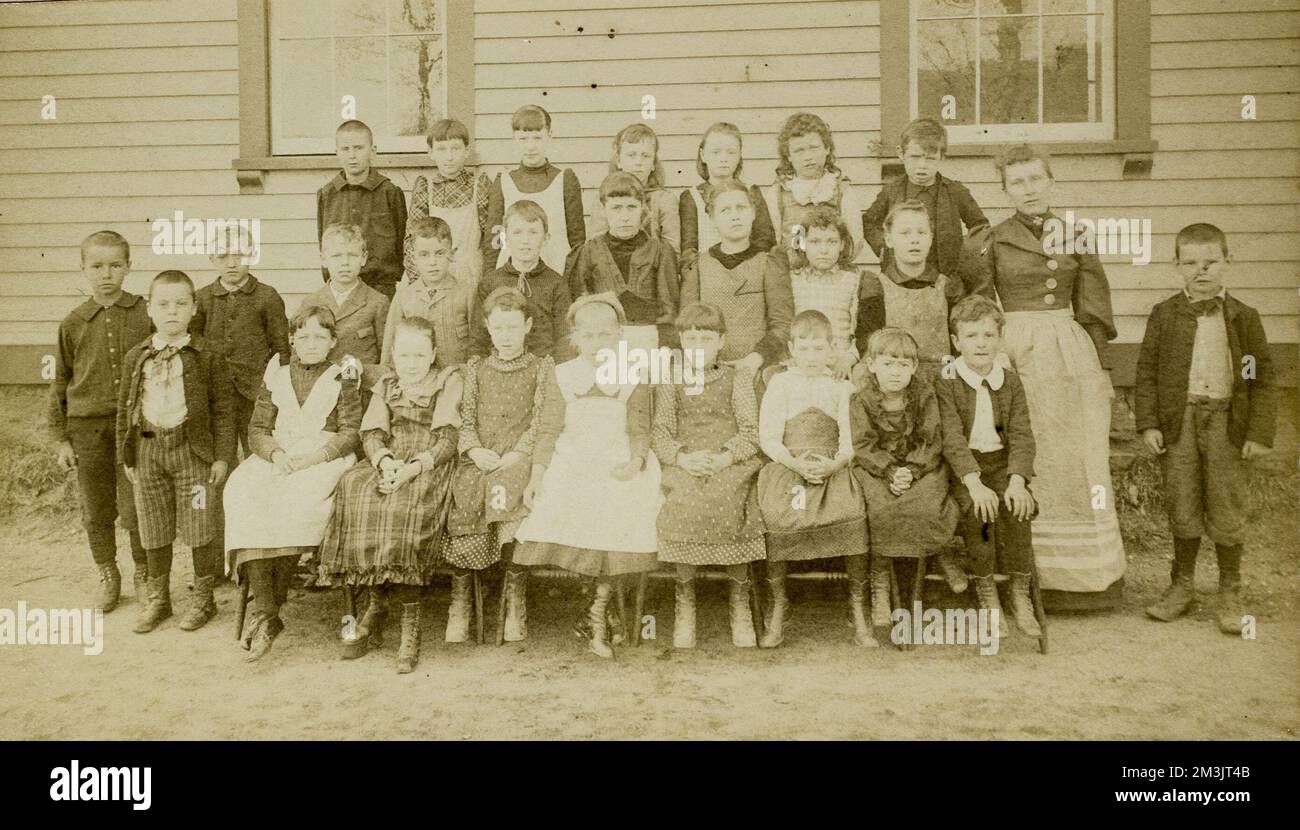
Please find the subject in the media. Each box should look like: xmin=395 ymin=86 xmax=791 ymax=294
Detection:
xmin=0 ymin=0 xmax=1295 ymax=384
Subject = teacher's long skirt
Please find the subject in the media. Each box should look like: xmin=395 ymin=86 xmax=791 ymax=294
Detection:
xmin=1002 ymin=309 xmax=1126 ymax=594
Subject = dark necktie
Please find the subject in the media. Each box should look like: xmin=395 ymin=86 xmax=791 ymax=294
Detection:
xmin=1190 ymin=297 xmax=1222 ymax=317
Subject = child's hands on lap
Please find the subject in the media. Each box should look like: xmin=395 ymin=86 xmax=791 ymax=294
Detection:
xmin=378 ymin=459 xmax=421 ymax=494
xmin=496 ymin=450 xmax=527 ymax=471
xmin=1004 ymin=475 xmax=1035 ymax=521
xmin=1142 ymin=428 xmax=1165 ymax=456
xmin=708 ymin=450 xmax=734 ymax=473
xmin=963 ymin=473 xmax=1000 ymax=524
xmin=888 ymin=466 xmax=913 ymax=496
xmin=272 ymin=450 xmax=293 ymax=475
xmin=468 ymin=448 xmax=501 ymax=471
xmin=1242 ymin=440 xmax=1270 ymax=461
xmin=678 ymin=450 xmax=713 ymax=477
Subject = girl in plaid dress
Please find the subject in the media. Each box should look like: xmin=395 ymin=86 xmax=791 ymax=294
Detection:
xmin=317 ymin=316 xmax=462 ymax=674
xmin=440 ymin=288 xmax=561 ymax=644
xmin=789 ymin=206 xmax=873 ymax=381
xmin=653 ymin=302 xmax=765 ymax=649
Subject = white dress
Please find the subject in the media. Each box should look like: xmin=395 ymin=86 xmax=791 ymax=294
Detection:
xmin=223 ymin=358 xmax=356 ymax=571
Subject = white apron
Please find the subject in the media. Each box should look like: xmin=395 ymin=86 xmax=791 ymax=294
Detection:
xmin=429 ymin=174 xmax=483 ymax=284
xmin=223 ymin=358 xmax=356 ymax=561
xmin=496 ymin=171 xmax=570 ymax=274
xmin=513 ymin=358 xmax=661 ymax=553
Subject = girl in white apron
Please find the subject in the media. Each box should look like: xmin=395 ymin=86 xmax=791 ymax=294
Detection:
xmin=224 ymin=306 xmax=361 ymax=661
xmin=513 ymin=293 xmax=663 ymax=659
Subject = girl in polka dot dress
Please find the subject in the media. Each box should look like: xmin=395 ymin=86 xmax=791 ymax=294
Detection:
xmin=442 ymin=287 xmax=562 ymax=645
xmin=652 ymin=302 xmax=766 ymax=649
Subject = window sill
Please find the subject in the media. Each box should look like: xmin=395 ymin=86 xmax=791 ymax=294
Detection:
xmin=879 ymin=139 xmax=1158 ymax=180
xmin=233 ymin=154 xmax=434 ymax=193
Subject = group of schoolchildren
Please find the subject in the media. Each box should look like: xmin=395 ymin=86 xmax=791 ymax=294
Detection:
xmin=49 ymin=106 xmax=1276 ymax=673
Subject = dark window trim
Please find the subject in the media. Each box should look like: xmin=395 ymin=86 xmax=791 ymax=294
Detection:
xmin=879 ymin=0 xmax=1156 ymax=180
xmin=233 ymin=0 xmax=474 ymax=194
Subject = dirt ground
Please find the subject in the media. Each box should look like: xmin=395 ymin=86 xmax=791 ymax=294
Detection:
xmin=2 ymin=387 xmax=1297 ymax=740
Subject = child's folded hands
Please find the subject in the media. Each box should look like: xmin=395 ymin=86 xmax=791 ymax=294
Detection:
xmin=496 ymin=450 xmax=527 ymax=471
xmin=677 ymin=449 xmax=714 ymax=477
xmin=378 ymin=459 xmax=421 ymax=494
xmin=468 ymin=447 xmax=502 ymax=471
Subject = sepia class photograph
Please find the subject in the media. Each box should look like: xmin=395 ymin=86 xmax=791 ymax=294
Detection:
xmin=0 ymin=0 xmax=1296 ymax=743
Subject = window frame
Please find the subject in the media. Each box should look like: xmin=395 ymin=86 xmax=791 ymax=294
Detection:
xmin=879 ymin=0 xmax=1155 ymax=177
xmin=909 ymin=1 xmax=1115 ymax=144
xmin=268 ymin=0 xmax=449 ymax=156
xmin=233 ymin=0 xmax=475 ymax=193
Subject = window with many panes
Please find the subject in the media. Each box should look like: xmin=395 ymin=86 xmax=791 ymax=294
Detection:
xmin=910 ymin=0 xmax=1114 ymax=143
xmin=269 ymin=0 xmax=447 ymax=155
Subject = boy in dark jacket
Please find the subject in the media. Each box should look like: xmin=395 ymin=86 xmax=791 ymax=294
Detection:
xmin=862 ymin=118 xmax=988 ymax=291
xmin=1136 ymin=223 xmax=1275 ymax=635
xmin=934 ymin=294 xmax=1039 ymax=637
xmin=118 ymin=270 xmax=237 ymax=635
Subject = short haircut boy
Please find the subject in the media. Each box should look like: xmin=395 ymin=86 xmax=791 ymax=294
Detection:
xmin=790 ymin=309 xmax=833 ymax=341
xmin=883 ymin=199 xmax=932 ymax=232
xmin=291 ymin=303 xmax=338 ymax=337
xmin=866 ymin=326 xmax=920 ymax=362
xmin=321 ymin=223 xmax=368 ymax=254
xmin=899 ymin=118 xmax=948 ymax=156
xmin=789 ymin=205 xmax=856 ymax=271
xmin=511 ymin=105 xmax=551 ymax=133
xmin=948 ymin=293 xmax=1005 ymax=334
xmin=408 ymin=215 xmax=454 ymax=247
xmin=505 ymin=200 xmax=549 ymax=234
xmin=599 ymin=171 xmax=645 ymax=205
xmin=675 ymin=301 xmax=727 ymax=335
xmin=1174 ymin=222 xmax=1229 ymax=260
xmin=81 ymin=230 xmax=130 ymax=263
xmin=150 ymin=269 xmax=196 ymax=299
xmin=427 ymin=118 xmax=470 ymax=147
xmin=336 ymin=120 xmax=373 ymax=144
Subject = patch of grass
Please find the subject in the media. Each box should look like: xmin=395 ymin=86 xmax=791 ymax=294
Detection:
xmin=0 ymin=387 xmax=80 ymax=530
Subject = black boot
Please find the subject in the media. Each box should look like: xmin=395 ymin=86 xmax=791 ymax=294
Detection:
xmin=132 ymin=565 xmax=149 ymax=608
xmin=1146 ymin=537 xmax=1200 ymax=622
xmin=133 ymin=574 xmax=172 ymax=633
xmin=1008 ymin=572 xmax=1042 ymax=636
xmin=94 ymin=562 xmax=122 ymax=613
xmin=178 ymin=574 xmax=217 ymax=631
xmin=728 ymin=576 xmax=757 ymax=648
xmin=1215 ymin=543 xmax=1245 ymax=635
xmin=760 ymin=575 xmax=789 ymax=648
xmin=357 ymin=585 xmax=388 ymax=647
xmin=870 ymin=557 xmax=892 ymax=628
xmin=848 ymin=579 xmax=877 ymax=647
xmin=396 ymin=602 xmax=422 ymax=674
